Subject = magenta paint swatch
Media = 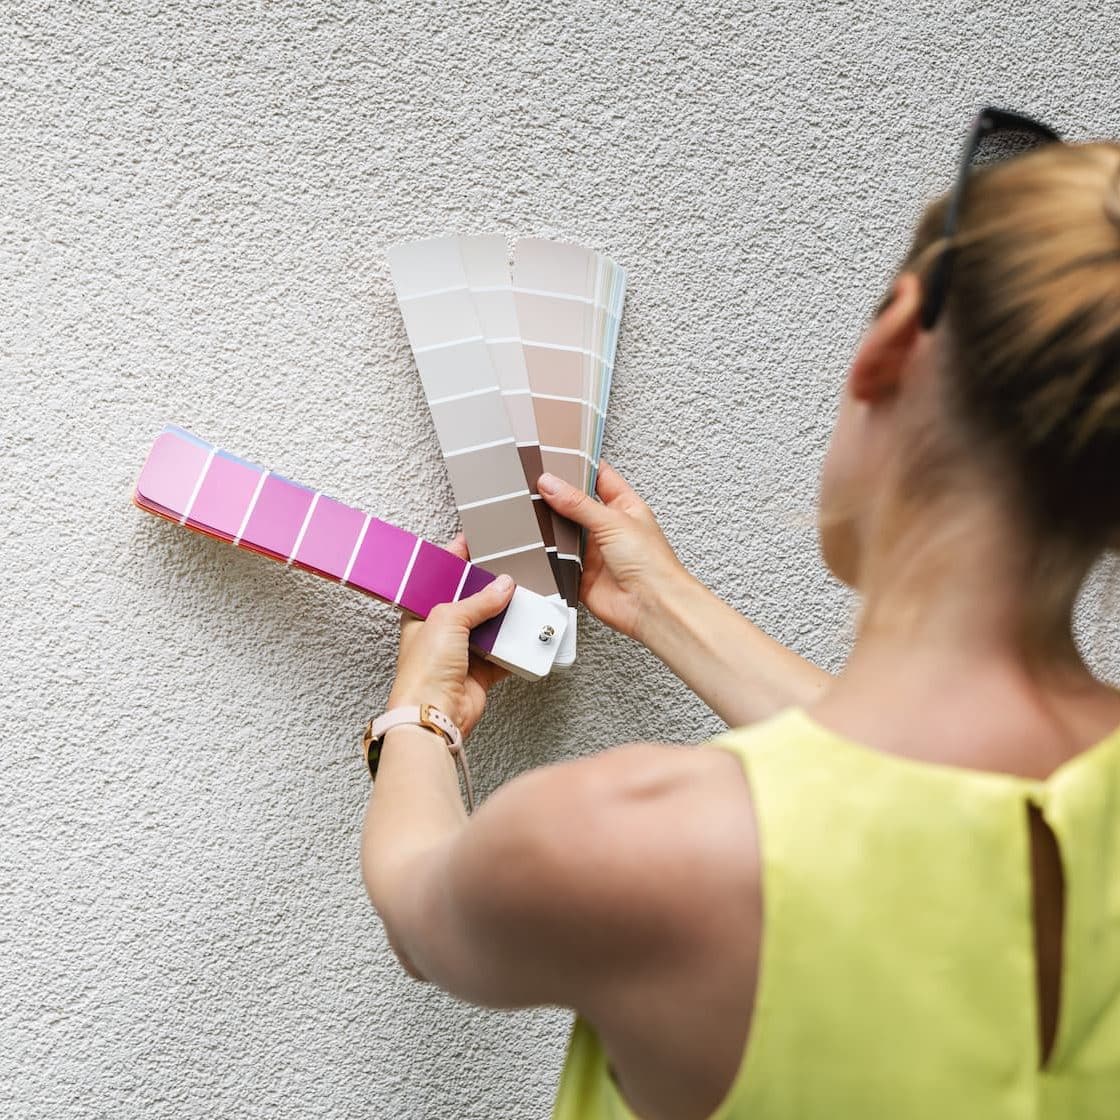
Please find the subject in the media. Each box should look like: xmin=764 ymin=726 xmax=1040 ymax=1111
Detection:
xmin=241 ymin=474 xmax=315 ymax=560
xmin=294 ymin=496 xmax=368 ymax=580
xmin=134 ymin=426 xmax=501 ymax=652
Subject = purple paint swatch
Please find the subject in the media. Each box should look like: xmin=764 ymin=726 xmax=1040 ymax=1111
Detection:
xmin=345 ymin=517 xmax=418 ymax=602
xmin=400 ymin=541 xmax=468 ymax=616
xmin=459 ymin=564 xmax=504 ymax=653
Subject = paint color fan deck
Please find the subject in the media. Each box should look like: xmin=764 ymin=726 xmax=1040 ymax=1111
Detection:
xmin=389 ymin=235 xmax=626 ymax=669
xmin=133 ymin=426 xmax=570 ymax=681
xmin=132 ymin=237 xmax=623 ymax=683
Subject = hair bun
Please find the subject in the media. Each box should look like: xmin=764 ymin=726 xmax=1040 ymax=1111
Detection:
xmin=903 ymin=141 xmax=1120 ymax=548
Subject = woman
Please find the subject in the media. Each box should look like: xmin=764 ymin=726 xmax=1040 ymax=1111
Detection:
xmin=361 ymin=114 xmax=1120 ymax=1118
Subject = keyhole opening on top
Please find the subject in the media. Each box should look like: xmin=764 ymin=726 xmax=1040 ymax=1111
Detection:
xmin=1027 ymin=801 xmax=1065 ymax=1070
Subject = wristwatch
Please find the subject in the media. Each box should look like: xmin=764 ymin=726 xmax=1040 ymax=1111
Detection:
xmin=362 ymin=704 xmax=474 ymax=812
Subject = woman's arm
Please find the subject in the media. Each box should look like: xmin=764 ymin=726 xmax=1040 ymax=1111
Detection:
xmin=363 ymin=738 xmax=757 ymax=1013
xmin=361 ymin=564 xmax=514 ymax=968
xmin=358 ymin=545 xmax=752 ymax=1006
xmin=537 ymin=467 xmax=831 ymax=726
xmin=639 ymin=567 xmax=831 ymax=726
xmin=361 ymin=534 xmax=763 ymax=1014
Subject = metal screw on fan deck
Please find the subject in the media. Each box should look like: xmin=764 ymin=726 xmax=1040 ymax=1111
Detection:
xmin=538 ymin=625 xmax=556 ymax=643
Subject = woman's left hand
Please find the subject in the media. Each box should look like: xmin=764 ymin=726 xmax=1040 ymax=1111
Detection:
xmin=387 ymin=534 xmax=516 ymax=738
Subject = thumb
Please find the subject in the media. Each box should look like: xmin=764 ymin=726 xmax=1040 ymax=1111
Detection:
xmin=454 ymin=573 xmax=516 ymax=629
xmin=537 ymin=473 xmax=614 ymax=533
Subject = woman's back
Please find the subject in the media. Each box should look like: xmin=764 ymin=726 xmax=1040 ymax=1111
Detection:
xmin=552 ymin=703 xmax=1120 ymax=1119
xmin=540 ymin=127 xmax=1120 ymax=1119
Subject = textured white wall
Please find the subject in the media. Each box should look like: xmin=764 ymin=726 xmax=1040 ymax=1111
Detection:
xmin=3 ymin=2 xmax=1119 ymax=1117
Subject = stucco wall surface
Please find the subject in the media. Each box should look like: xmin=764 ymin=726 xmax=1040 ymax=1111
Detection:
xmin=3 ymin=2 xmax=1119 ymax=1117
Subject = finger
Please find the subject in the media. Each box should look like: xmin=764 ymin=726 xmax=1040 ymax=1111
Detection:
xmin=445 ymin=532 xmax=470 ymax=561
xmin=595 ymin=461 xmax=641 ymax=506
xmin=453 ymin=573 xmax=516 ymax=629
xmin=537 ymin=472 xmax=616 ymax=532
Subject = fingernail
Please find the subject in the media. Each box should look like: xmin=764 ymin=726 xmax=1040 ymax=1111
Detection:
xmin=494 ymin=574 xmax=514 ymax=592
xmin=537 ymin=473 xmax=560 ymax=495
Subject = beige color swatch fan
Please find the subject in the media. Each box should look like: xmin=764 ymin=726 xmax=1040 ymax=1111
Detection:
xmin=388 ymin=235 xmax=626 ymax=667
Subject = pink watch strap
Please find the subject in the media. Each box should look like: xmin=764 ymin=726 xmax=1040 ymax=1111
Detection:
xmin=366 ymin=704 xmax=474 ymax=812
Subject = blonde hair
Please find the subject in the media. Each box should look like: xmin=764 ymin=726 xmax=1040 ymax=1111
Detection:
xmin=897 ymin=141 xmax=1120 ymax=550
xmin=852 ymin=141 xmax=1120 ymax=654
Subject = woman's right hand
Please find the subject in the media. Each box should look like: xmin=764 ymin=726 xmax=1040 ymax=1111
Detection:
xmin=536 ymin=464 xmax=688 ymax=643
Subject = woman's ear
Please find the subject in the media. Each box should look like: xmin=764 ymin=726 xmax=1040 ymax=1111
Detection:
xmin=849 ymin=273 xmax=924 ymax=403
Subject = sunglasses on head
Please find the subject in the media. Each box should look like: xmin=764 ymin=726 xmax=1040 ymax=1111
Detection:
xmin=919 ymin=106 xmax=1062 ymax=330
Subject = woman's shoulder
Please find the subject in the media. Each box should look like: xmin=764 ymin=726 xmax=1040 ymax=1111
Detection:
xmin=504 ymin=738 xmax=761 ymax=883
xmin=465 ymin=738 xmax=762 ymax=974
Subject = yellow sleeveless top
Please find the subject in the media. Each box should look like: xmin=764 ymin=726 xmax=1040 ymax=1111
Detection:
xmin=550 ymin=708 xmax=1120 ymax=1119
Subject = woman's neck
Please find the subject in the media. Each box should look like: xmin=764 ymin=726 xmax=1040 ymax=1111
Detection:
xmin=812 ymin=498 xmax=1119 ymax=777
xmin=849 ymin=493 xmax=1089 ymax=681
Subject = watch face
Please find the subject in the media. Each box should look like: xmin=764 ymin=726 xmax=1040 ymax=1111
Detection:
xmin=367 ymin=740 xmax=382 ymax=780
